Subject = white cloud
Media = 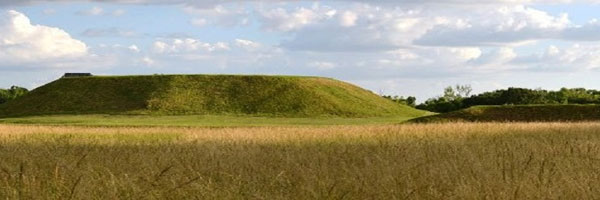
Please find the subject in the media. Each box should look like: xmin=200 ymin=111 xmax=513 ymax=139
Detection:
xmin=139 ymin=56 xmax=155 ymax=66
xmin=142 ymin=37 xmax=285 ymax=72
xmin=415 ymin=5 xmax=570 ymax=46
xmin=446 ymin=47 xmax=483 ymax=61
xmin=274 ymin=4 xmax=576 ymax=51
xmin=111 ymin=9 xmax=126 ymax=16
xmin=308 ymin=61 xmax=337 ymax=70
xmin=3 ymin=0 xmax=600 ymax=8
xmin=258 ymin=6 xmax=335 ymax=32
xmin=234 ymin=39 xmax=261 ymax=51
xmin=152 ymin=38 xmax=230 ymax=54
xmin=387 ymin=49 xmax=420 ymax=60
xmin=77 ymin=6 xmax=104 ymax=16
xmin=512 ymin=44 xmax=600 ymax=70
xmin=493 ymin=47 xmax=518 ymax=62
xmin=185 ymin=5 xmax=250 ymax=27
xmin=152 ymin=41 xmax=168 ymax=53
xmin=264 ymin=4 xmax=600 ymax=53
xmin=81 ymin=27 xmax=137 ymax=37
xmin=0 ymin=10 xmax=88 ymax=68
xmin=190 ymin=18 xmax=207 ymax=27
xmin=76 ymin=7 xmax=127 ymax=17
xmin=561 ymin=20 xmax=600 ymax=41
xmin=42 ymin=8 xmax=56 ymax=15
xmin=278 ymin=6 xmax=435 ymax=52
xmin=375 ymin=47 xmax=483 ymax=69
xmin=470 ymin=47 xmax=517 ymax=69
xmin=128 ymin=45 xmax=140 ymax=53
xmin=339 ymin=11 xmax=358 ymax=27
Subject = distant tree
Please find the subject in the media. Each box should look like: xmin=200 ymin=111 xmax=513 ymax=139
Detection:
xmin=416 ymin=97 xmax=463 ymax=113
xmin=443 ymin=86 xmax=458 ymax=101
xmin=9 ymin=86 xmax=28 ymax=98
xmin=0 ymin=86 xmax=29 ymax=104
xmin=555 ymin=88 xmax=600 ymax=104
xmin=382 ymin=95 xmax=417 ymax=107
xmin=415 ymin=85 xmax=472 ymax=113
xmin=0 ymin=90 xmax=8 ymax=104
xmin=418 ymin=86 xmax=600 ymax=113
xmin=406 ymin=96 xmax=417 ymax=107
xmin=455 ymin=85 xmax=473 ymax=98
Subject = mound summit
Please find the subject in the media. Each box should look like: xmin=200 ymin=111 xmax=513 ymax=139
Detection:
xmin=0 ymin=75 xmax=427 ymax=118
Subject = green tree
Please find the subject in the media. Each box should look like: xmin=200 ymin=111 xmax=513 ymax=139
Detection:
xmin=455 ymin=85 xmax=473 ymax=98
xmin=382 ymin=95 xmax=417 ymax=107
xmin=0 ymin=86 xmax=29 ymax=104
xmin=418 ymin=86 xmax=600 ymax=113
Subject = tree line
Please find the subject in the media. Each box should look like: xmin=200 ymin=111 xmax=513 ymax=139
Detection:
xmin=0 ymin=86 xmax=29 ymax=105
xmin=385 ymin=85 xmax=600 ymax=113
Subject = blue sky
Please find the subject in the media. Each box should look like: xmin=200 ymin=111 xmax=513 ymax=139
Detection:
xmin=2 ymin=0 xmax=600 ymax=101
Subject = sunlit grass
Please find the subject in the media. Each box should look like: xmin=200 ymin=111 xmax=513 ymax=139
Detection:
xmin=0 ymin=114 xmax=415 ymax=127
xmin=1 ymin=123 xmax=600 ymax=199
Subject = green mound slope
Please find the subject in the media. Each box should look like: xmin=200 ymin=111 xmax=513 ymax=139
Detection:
xmin=410 ymin=104 xmax=600 ymax=123
xmin=0 ymin=75 xmax=427 ymax=118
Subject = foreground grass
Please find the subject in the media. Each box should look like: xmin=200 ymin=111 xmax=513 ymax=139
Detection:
xmin=2 ymin=123 xmax=600 ymax=199
xmin=0 ymin=115 xmax=415 ymax=127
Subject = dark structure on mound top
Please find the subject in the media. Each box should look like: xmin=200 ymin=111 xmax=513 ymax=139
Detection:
xmin=63 ymin=73 xmax=93 ymax=78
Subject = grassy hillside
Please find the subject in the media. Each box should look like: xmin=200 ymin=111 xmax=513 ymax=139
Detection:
xmin=410 ymin=104 xmax=600 ymax=123
xmin=0 ymin=115 xmax=417 ymax=127
xmin=0 ymin=75 xmax=427 ymax=118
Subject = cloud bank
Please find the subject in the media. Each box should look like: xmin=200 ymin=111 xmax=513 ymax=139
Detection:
xmin=3 ymin=0 xmax=600 ymax=7
xmin=0 ymin=10 xmax=87 ymax=68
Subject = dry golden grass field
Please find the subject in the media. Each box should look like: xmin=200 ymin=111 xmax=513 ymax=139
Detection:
xmin=2 ymin=123 xmax=600 ymax=199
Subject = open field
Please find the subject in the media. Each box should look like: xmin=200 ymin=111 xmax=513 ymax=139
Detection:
xmin=0 ymin=114 xmax=416 ymax=127
xmin=2 ymin=123 xmax=600 ymax=199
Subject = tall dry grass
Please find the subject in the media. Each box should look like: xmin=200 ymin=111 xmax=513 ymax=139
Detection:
xmin=1 ymin=123 xmax=600 ymax=199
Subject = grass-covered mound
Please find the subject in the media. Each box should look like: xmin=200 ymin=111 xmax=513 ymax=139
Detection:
xmin=0 ymin=75 xmax=427 ymax=118
xmin=410 ymin=104 xmax=600 ymax=123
